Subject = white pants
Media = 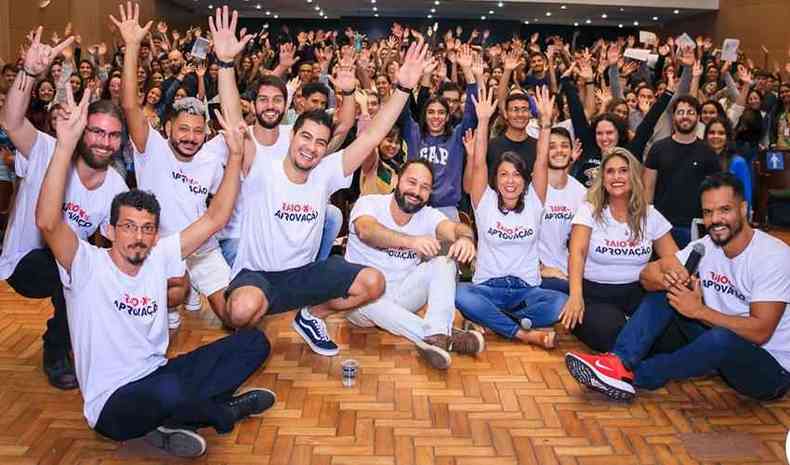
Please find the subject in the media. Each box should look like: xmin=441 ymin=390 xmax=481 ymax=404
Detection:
xmin=349 ymin=256 xmax=457 ymax=344
xmin=186 ymin=247 xmax=231 ymax=296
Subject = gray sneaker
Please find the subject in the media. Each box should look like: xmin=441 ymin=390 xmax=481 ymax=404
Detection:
xmin=145 ymin=427 xmax=206 ymax=457
xmin=417 ymin=335 xmax=452 ymax=369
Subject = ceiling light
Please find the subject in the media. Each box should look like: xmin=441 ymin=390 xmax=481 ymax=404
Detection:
xmin=545 ymin=11 xmax=552 ymax=16
xmin=307 ymin=0 xmax=312 ymax=2
xmin=633 ymin=21 xmax=639 ymax=25
xmin=561 ymin=5 xmax=567 ymax=9
xmin=427 ymin=14 xmax=432 ymax=18
xmin=430 ymin=8 xmax=435 ymax=12
xmin=618 ymin=24 xmax=623 ymax=28
xmin=488 ymin=10 xmax=494 ymax=14
xmin=573 ymin=21 xmax=579 ymax=26
xmin=374 ymin=13 xmax=379 ymax=16
xmin=434 ymin=0 xmax=439 ymax=4
xmin=652 ymin=16 xmax=658 ymax=20
xmin=255 ymin=4 xmax=261 ymax=9
xmin=314 ymin=5 xmax=319 ymax=10
xmin=533 ymin=18 xmax=538 ymax=22
xmin=497 ymin=1 xmax=503 ymax=6
xmin=371 ymin=0 xmax=375 ymax=2
xmin=619 ymin=7 xmax=624 ymax=11
xmin=372 ymin=6 xmax=377 ymax=10
xmin=674 ymin=9 xmax=680 ymax=14
xmin=601 ymin=13 xmax=607 ymax=18
xmin=585 ymin=19 xmax=591 ymax=24
xmin=265 ymin=10 xmax=270 ymax=15
xmin=523 ymin=20 xmax=529 ymax=24
xmin=273 ymin=14 xmax=278 ymax=18
xmin=481 ymin=15 xmax=486 ymax=20
xmin=208 ymin=4 xmax=213 ymax=8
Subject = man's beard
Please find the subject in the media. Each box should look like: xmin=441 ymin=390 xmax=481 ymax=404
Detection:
xmin=125 ymin=243 xmax=150 ymax=265
xmin=170 ymin=137 xmax=202 ymax=159
xmin=256 ymin=109 xmax=284 ymax=129
xmin=549 ymin=156 xmax=571 ymax=170
xmin=707 ymin=219 xmax=743 ymax=246
xmin=675 ymin=119 xmax=697 ymax=135
xmin=77 ymin=139 xmax=114 ymax=170
xmin=394 ymin=187 xmax=427 ymax=214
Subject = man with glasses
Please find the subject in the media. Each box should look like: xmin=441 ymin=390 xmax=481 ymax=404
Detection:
xmin=643 ymin=95 xmax=721 ymax=248
xmin=116 ymin=4 xmax=230 ymax=329
xmin=0 ymin=29 xmax=128 ymax=390
xmin=485 ymin=93 xmax=537 ymax=174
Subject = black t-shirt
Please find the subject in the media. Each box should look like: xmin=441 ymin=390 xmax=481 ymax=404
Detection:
xmin=645 ymin=137 xmax=721 ymax=226
xmin=486 ymin=134 xmax=537 ymax=176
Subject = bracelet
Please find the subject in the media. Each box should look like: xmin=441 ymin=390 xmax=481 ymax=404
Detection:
xmin=22 ymin=67 xmax=39 ymax=78
xmin=395 ymin=82 xmax=413 ymax=94
xmin=584 ymin=80 xmax=595 ymax=86
xmin=217 ymin=59 xmax=235 ymax=69
xmin=338 ymin=89 xmax=355 ymax=96
xmin=539 ymin=122 xmax=552 ymax=129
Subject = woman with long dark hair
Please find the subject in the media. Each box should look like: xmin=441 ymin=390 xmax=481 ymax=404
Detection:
xmin=705 ymin=116 xmax=752 ymax=211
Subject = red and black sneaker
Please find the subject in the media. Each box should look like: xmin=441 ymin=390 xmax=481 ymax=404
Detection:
xmin=565 ymin=352 xmax=636 ymax=401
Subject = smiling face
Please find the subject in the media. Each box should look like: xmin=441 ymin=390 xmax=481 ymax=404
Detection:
xmin=595 ymin=120 xmax=619 ymax=152
xmin=612 ymin=103 xmax=629 ymax=121
xmin=425 ymin=101 xmax=449 ymax=136
xmin=706 ymin=121 xmax=728 ymax=153
xmin=255 ymin=85 xmax=286 ymax=129
xmin=108 ymin=206 xmax=160 ymax=266
xmin=375 ymin=76 xmax=391 ymax=96
xmin=702 ymin=186 xmax=746 ymax=247
xmin=379 ymin=131 xmax=401 ymax=160
xmin=166 ymin=112 xmax=206 ymax=158
xmin=79 ymin=61 xmax=93 ymax=79
xmin=548 ymin=133 xmax=572 ymax=170
xmin=673 ymin=101 xmax=699 ymax=135
xmin=394 ymin=163 xmax=432 ymax=214
xmin=601 ymin=154 xmax=631 ymax=199
xmin=79 ymin=113 xmax=124 ymax=170
xmin=495 ymin=160 xmax=526 ymax=205
xmin=37 ymin=81 xmax=55 ymax=102
xmin=700 ymin=103 xmax=719 ymax=125
xmin=145 ymin=87 xmax=162 ymax=106
xmin=289 ymin=119 xmax=331 ymax=172
xmin=304 ymin=91 xmax=328 ymax=112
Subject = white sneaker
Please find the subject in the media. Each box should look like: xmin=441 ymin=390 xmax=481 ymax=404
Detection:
xmin=185 ymin=286 xmax=202 ymax=312
xmin=168 ymin=309 xmax=182 ymax=330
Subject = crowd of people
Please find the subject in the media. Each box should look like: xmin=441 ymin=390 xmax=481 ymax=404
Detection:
xmin=0 ymin=1 xmax=789 ymax=457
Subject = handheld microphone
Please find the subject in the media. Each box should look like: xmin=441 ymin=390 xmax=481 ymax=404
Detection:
xmin=684 ymin=242 xmax=706 ymax=277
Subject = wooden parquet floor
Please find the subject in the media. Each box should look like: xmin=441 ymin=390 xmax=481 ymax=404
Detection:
xmin=2 ymin=260 xmax=790 ymax=465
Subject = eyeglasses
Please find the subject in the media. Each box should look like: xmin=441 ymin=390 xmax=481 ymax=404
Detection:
xmin=115 ymin=222 xmax=157 ymax=235
xmin=85 ymin=126 xmax=123 ymax=142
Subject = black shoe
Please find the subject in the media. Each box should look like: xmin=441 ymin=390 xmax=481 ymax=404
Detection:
xmin=43 ymin=350 xmax=78 ymax=390
xmin=145 ymin=427 xmax=206 ymax=457
xmin=225 ymin=388 xmax=277 ymax=422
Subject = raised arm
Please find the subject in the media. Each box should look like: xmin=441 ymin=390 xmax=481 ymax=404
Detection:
xmin=326 ymin=59 xmax=358 ymax=154
xmin=467 ymin=85 xmax=496 ymax=207
xmin=110 ymin=2 xmax=153 ymax=152
xmin=35 ymin=89 xmax=90 ymax=273
xmin=3 ymin=27 xmax=74 ymax=156
xmin=532 ymin=85 xmax=552 ymax=204
xmin=342 ymin=40 xmax=434 ymax=177
xmin=209 ymin=5 xmax=254 ymax=127
xmin=180 ymin=111 xmax=245 ymax=258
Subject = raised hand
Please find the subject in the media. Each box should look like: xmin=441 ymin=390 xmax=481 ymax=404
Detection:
xmin=606 ymin=43 xmax=621 ymax=67
xmin=214 ymin=109 xmax=247 ymax=157
xmin=208 ymin=5 xmax=253 ymax=62
xmin=692 ymin=60 xmax=703 ymax=78
xmin=503 ymin=47 xmax=522 ymax=71
xmin=56 ymin=85 xmax=91 ymax=150
xmin=472 ymin=84 xmax=497 ymax=121
xmin=534 ymin=85 xmax=555 ymax=126
xmin=571 ymin=138 xmax=583 ymax=162
xmin=109 ymin=2 xmax=153 ymax=46
xmin=679 ymin=45 xmax=695 ymax=67
xmin=456 ymin=44 xmax=474 ymax=69
xmin=396 ymin=39 xmax=435 ymax=90
xmin=462 ymin=128 xmax=475 ymax=156
xmin=286 ymin=76 xmax=302 ymax=96
xmin=279 ymin=43 xmax=299 ymax=69
xmin=23 ymin=26 xmax=74 ymax=77
xmin=333 ymin=62 xmax=357 ymax=93
xmin=196 ymin=61 xmax=207 ymax=77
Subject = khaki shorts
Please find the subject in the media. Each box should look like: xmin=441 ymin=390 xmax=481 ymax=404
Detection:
xmin=186 ymin=247 xmax=231 ymax=296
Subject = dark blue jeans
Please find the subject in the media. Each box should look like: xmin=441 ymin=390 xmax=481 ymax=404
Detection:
xmin=456 ymin=276 xmax=567 ymax=338
xmin=613 ymin=292 xmax=790 ymax=401
xmin=94 ymin=328 xmax=270 ymax=440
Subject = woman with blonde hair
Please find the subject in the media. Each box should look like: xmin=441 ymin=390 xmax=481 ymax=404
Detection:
xmin=561 ymin=147 xmax=678 ymax=352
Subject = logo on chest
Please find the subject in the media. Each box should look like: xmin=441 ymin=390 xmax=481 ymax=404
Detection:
xmin=171 ymin=170 xmax=209 ymax=195
xmin=419 ymin=146 xmax=449 ymax=166
xmin=594 ymin=238 xmax=651 ymax=257
xmin=114 ymin=293 xmax=159 ymax=318
xmin=488 ymin=221 xmax=534 ymax=241
xmin=380 ymin=247 xmax=418 ymax=260
xmin=701 ymin=271 xmax=747 ymax=303
xmin=63 ymin=202 xmax=93 ymax=229
xmin=275 ymin=202 xmax=319 ymax=223
xmin=544 ymin=205 xmax=574 ymax=221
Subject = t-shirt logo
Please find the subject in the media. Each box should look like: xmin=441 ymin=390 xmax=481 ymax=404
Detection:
xmin=702 ymin=271 xmax=747 ymax=303
xmin=114 ymin=293 xmax=159 ymax=317
xmin=62 ymin=201 xmax=93 ymax=229
xmin=419 ymin=146 xmax=449 ymax=166
xmin=379 ymin=247 xmax=418 ymax=260
xmin=488 ymin=221 xmax=534 ymax=241
xmin=275 ymin=202 xmax=318 ymax=223
xmin=171 ymin=170 xmax=209 ymax=195
xmin=544 ymin=205 xmax=574 ymax=221
xmin=595 ymin=238 xmax=651 ymax=257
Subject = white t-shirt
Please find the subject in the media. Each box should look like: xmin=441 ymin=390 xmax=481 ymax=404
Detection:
xmin=133 ymin=128 xmax=224 ymax=253
xmin=538 ymin=177 xmax=587 ymax=274
xmin=232 ymin=150 xmax=351 ymax=275
xmin=345 ymin=193 xmax=447 ymax=287
xmin=211 ymin=126 xmax=293 ymax=240
xmin=473 ymin=185 xmax=544 ymax=286
xmin=677 ymin=232 xmax=790 ymax=370
xmin=0 ymin=131 xmax=127 ymax=279
xmin=571 ymin=202 xmax=672 ymax=284
xmin=57 ymin=234 xmax=185 ymax=428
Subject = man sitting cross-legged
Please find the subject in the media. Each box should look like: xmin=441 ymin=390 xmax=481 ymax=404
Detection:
xmin=345 ymin=159 xmax=484 ymax=369
xmin=36 ymin=85 xmax=274 ymax=457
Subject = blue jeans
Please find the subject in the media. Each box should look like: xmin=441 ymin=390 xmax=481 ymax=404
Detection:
xmin=613 ymin=292 xmax=790 ymax=401
xmin=219 ymin=238 xmax=240 ymax=267
xmin=455 ymin=276 xmax=567 ymax=339
xmin=318 ymin=204 xmax=343 ymax=261
xmin=94 ymin=328 xmax=270 ymax=440
xmin=541 ymin=277 xmax=570 ymax=294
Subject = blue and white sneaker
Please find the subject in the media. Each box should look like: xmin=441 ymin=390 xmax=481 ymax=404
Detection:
xmin=292 ymin=307 xmax=339 ymax=356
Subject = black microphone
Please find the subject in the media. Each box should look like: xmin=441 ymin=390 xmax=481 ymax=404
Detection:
xmin=684 ymin=242 xmax=706 ymax=277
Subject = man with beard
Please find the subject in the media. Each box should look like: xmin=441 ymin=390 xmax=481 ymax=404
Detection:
xmin=36 ymin=87 xmax=275 ymax=456
xmin=643 ymin=95 xmax=720 ymax=248
xmin=565 ymin=173 xmax=790 ymax=402
xmin=212 ymin=5 xmax=433 ymax=356
xmin=537 ymin=127 xmax=586 ymax=294
xmin=161 ymin=49 xmax=197 ymax=98
xmin=0 ymin=29 xmax=128 ymax=390
xmin=344 ymin=160 xmax=483 ymax=369
xmin=116 ymin=4 xmax=228 ymax=329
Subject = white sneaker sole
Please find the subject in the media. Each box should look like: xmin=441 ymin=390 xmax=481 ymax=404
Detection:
xmin=416 ymin=341 xmax=451 ymax=370
xmin=565 ymin=353 xmax=635 ymax=401
xmin=291 ymin=317 xmax=339 ymax=357
xmin=145 ymin=427 xmax=206 ymax=457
